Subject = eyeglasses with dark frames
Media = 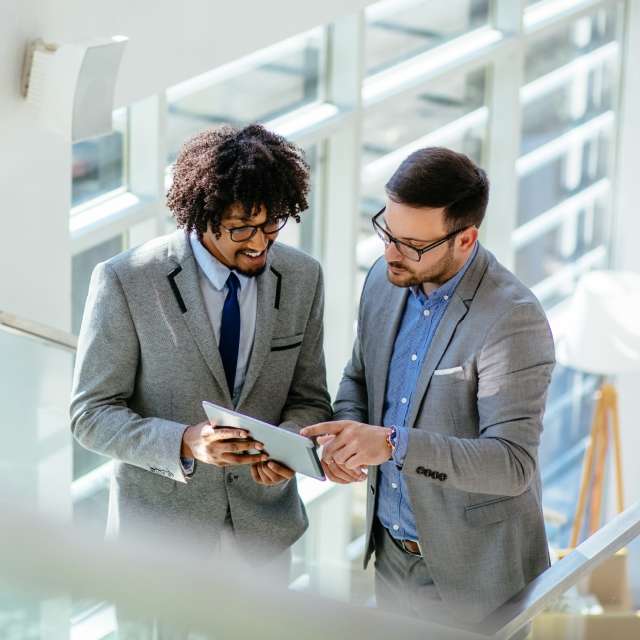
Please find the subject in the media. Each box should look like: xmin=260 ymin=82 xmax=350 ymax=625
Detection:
xmin=371 ymin=208 xmax=471 ymax=262
xmin=220 ymin=216 xmax=289 ymax=243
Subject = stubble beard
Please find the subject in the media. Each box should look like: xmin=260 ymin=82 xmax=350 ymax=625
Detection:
xmin=386 ymin=248 xmax=457 ymax=290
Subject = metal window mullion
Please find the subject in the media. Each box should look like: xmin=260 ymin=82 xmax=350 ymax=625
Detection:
xmin=323 ymin=12 xmax=365 ymax=399
xmin=524 ymin=0 xmax=622 ymax=35
xmin=129 ymin=94 xmax=168 ymax=240
xmin=70 ymin=197 xmax=158 ymax=256
xmin=298 ymin=14 xmax=365 ymax=602
xmin=606 ymin=0 xmax=628 ymax=270
xmin=363 ymin=29 xmax=516 ymax=109
xmin=482 ymin=0 xmax=526 ymax=270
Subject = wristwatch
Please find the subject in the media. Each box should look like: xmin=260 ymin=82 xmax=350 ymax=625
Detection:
xmin=385 ymin=425 xmax=397 ymax=459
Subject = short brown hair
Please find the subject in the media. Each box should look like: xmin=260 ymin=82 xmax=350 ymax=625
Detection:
xmin=385 ymin=147 xmax=489 ymax=230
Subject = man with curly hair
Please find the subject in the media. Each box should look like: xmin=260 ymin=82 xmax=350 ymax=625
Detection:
xmin=71 ymin=124 xmax=335 ymax=570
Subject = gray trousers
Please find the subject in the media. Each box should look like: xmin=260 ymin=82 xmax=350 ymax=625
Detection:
xmin=373 ymin=518 xmax=450 ymax=624
xmin=372 ymin=519 xmax=531 ymax=640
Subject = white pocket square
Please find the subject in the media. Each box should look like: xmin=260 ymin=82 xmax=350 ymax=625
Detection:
xmin=433 ymin=366 xmax=464 ymax=376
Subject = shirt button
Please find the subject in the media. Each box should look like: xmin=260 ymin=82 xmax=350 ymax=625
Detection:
xmin=411 ymin=354 xmax=417 ymax=361
xmin=401 ymin=397 xmax=407 ymax=404
xmin=444 ymin=295 xmax=449 ymax=301
xmin=391 ymin=483 xmax=398 ymax=489
xmin=392 ymin=524 xmax=400 ymax=531
xmin=423 ymin=309 xmax=430 ymax=317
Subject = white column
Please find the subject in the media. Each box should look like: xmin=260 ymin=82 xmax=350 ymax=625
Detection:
xmin=322 ymin=12 xmax=365 ymax=399
xmin=612 ymin=0 xmax=640 ymax=607
xmin=481 ymin=0 xmax=525 ymax=269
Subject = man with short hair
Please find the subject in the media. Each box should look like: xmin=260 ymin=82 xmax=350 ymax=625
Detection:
xmin=303 ymin=147 xmax=555 ymax=625
xmin=71 ymin=124 xmax=332 ymax=565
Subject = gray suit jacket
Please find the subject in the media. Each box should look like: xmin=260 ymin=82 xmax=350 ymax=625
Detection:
xmin=70 ymin=230 xmax=331 ymax=557
xmin=334 ymin=243 xmax=555 ymax=621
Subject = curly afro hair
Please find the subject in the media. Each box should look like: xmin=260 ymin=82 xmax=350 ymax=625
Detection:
xmin=166 ymin=124 xmax=310 ymax=239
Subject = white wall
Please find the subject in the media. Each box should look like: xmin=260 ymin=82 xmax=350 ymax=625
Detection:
xmin=0 ymin=1 xmax=71 ymax=332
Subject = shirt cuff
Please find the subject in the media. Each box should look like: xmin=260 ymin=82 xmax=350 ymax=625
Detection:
xmin=392 ymin=426 xmax=409 ymax=467
xmin=180 ymin=457 xmax=195 ymax=477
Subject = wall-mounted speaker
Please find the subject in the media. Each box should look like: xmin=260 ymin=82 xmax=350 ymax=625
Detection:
xmin=21 ymin=36 xmax=128 ymax=142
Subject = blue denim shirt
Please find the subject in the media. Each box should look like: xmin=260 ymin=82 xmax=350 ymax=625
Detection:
xmin=376 ymin=243 xmax=478 ymax=541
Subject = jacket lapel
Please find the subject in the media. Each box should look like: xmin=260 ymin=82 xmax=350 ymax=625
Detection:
xmin=405 ymin=244 xmax=490 ymax=428
xmin=235 ymin=261 xmax=279 ymax=408
xmin=405 ymin=296 xmax=468 ymax=428
xmin=372 ymin=285 xmax=409 ymax=426
xmin=166 ymin=231 xmax=232 ymax=405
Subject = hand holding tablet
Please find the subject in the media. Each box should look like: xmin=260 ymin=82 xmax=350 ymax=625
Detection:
xmin=202 ymin=401 xmax=326 ymax=480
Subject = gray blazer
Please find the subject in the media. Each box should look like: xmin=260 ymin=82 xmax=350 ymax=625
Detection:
xmin=334 ymin=243 xmax=555 ymax=621
xmin=70 ymin=230 xmax=331 ymax=558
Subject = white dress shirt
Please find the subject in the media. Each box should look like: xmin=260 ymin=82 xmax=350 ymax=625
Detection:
xmin=189 ymin=232 xmax=257 ymax=400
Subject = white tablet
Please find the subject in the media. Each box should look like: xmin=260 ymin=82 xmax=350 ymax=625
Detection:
xmin=202 ymin=401 xmax=325 ymax=481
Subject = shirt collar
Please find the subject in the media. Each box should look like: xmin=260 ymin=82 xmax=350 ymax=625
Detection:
xmin=413 ymin=241 xmax=479 ymax=304
xmin=189 ymin=231 xmax=250 ymax=292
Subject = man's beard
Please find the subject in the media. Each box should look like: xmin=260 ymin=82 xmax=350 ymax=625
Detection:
xmin=233 ymin=240 xmax=273 ymax=277
xmin=235 ymin=263 xmax=268 ymax=278
xmin=386 ymin=249 xmax=456 ymax=289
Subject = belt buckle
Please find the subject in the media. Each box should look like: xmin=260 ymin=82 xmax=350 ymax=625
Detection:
xmin=401 ymin=539 xmax=422 ymax=557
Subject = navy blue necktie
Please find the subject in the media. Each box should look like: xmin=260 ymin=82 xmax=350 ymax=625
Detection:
xmin=219 ymin=272 xmax=241 ymax=396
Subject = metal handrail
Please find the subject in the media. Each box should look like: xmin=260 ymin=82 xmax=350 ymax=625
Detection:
xmin=0 ymin=310 xmax=77 ymax=352
xmin=479 ymin=501 xmax=640 ymax=639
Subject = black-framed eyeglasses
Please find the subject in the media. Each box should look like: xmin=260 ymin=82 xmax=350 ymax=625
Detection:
xmin=372 ymin=208 xmax=470 ymax=262
xmin=220 ymin=216 xmax=288 ymax=243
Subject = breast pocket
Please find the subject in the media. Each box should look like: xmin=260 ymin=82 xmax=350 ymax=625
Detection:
xmin=270 ymin=332 xmax=304 ymax=353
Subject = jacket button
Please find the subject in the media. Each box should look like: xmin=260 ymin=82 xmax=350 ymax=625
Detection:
xmin=416 ymin=466 xmax=426 ymax=475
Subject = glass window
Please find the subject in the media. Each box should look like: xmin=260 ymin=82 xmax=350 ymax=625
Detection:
xmin=276 ymin=144 xmax=324 ymax=259
xmin=517 ymin=129 xmax=612 ymax=226
xmin=515 ymin=194 xmax=609 ymax=290
xmin=524 ymin=7 xmax=617 ymax=84
xmin=365 ymin=0 xmax=491 ymax=76
xmin=515 ymin=6 xmax=621 ymax=311
xmin=521 ymin=53 xmax=617 ymax=155
xmin=71 ymin=108 xmax=127 ymax=209
xmin=539 ymin=364 xmax=600 ymax=546
xmin=362 ymin=67 xmax=487 ymax=166
xmin=166 ymin=30 xmax=325 ymax=164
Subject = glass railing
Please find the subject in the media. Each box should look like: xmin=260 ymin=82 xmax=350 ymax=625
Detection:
xmin=0 ymin=311 xmax=75 ymax=520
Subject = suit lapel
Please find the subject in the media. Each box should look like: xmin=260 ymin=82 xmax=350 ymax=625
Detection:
xmin=166 ymin=232 xmax=232 ymax=404
xmin=405 ymin=296 xmax=468 ymax=428
xmin=235 ymin=263 xmax=279 ymax=408
xmin=372 ymin=285 xmax=408 ymax=426
xmin=406 ymin=243 xmax=491 ymax=428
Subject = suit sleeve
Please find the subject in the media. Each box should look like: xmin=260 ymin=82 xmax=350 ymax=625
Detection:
xmin=278 ymin=264 xmax=332 ymax=432
xmin=70 ymin=262 xmax=191 ymax=483
xmin=402 ymin=302 xmax=555 ymax=496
